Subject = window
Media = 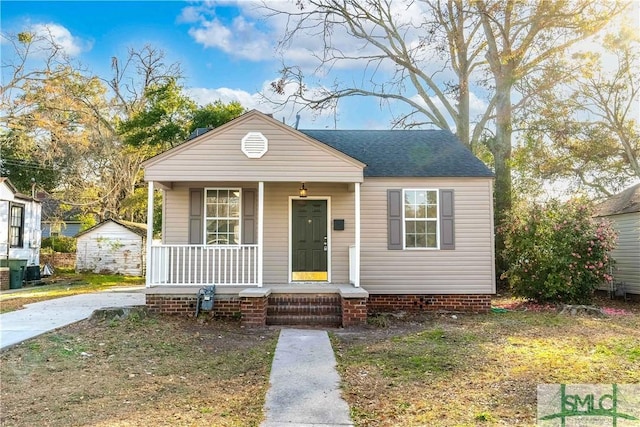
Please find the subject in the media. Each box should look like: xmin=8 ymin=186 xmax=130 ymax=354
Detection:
xmin=9 ymin=204 xmax=24 ymax=247
xmin=205 ymin=189 xmax=240 ymax=244
xmin=403 ymin=189 xmax=438 ymax=249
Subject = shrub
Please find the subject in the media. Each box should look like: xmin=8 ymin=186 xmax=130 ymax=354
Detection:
xmin=501 ymin=198 xmax=617 ymax=304
xmin=41 ymin=236 xmax=77 ymax=253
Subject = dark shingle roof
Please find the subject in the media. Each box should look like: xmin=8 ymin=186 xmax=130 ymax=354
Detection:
xmin=299 ymin=129 xmax=493 ymax=177
xmin=595 ymin=183 xmax=640 ymax=216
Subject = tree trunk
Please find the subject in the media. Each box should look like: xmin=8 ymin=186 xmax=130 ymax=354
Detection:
xmin=456 ymin=75 xmax=471 ymax=149
xmin=492 ymin=75 xmax=513 ymax=275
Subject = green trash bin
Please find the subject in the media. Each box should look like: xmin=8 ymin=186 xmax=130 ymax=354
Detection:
xmin=8 ymin=259 xmax=27 ymax=289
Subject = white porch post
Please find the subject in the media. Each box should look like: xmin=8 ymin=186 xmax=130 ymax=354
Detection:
xmin=354 ymin=182 xmax=361 ymax=287
xmin=258 ymin=181 xmax=264 ymax=287
xmin=145 ymin=180 xmax=154 ymax=288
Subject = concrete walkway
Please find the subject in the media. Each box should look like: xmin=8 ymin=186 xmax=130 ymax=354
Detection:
xmin=262 ymin=329 xmax=353 ymax=427
xmin=0 ymin=290 xmax=145 ymax=350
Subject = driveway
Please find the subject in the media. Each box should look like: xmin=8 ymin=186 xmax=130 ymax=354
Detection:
xmin=0 ymin=289 xmax=145 ymax=350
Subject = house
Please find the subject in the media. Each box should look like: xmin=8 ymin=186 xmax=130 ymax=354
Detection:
xmin=40 ymin=194 xmax=83 ymax=238
xmin=0 ymin=178 xmax=42 ymax=290
xmin=142 ymin=110 xmax=495 ymax=326
xmin=595 ymin=183 xmax=640 ymax=298
xmin=75 ymin=219 xmax=147 ymax=276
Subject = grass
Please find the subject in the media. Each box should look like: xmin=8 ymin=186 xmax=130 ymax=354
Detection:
xmin=0 ymin=269 xmax=144 ymax=313
xmin=1 ymin=314 xmax=278 ymax=427
xmin=2 ymin=285 xmax=638 ymax=426
xmin=333 ymin=299 xmax=640 ymax=426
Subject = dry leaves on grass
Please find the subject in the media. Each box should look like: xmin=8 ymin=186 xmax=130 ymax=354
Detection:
xmin=1 ymin=314 xmax=278 ymax=427
xmin=334 ymin=302 xmax=640 ymax=426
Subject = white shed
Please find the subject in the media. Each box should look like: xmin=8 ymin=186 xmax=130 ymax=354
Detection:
xmin=75 ymin=219 xmax=147 ymax=276
xmin=595 ymin=183 xmax=640 ymax=297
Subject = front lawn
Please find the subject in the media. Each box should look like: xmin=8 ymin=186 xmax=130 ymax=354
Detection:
xmin=333 ymin=298 xmax=640 ymax=426
xmin=1 ymin=295 xmax=638 ymax=426
xmin=1 ymin=314 xmax=278 ymax=427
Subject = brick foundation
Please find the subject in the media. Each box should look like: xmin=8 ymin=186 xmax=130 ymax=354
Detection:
xmin=146 ymin=294 xmax=241 ymax=319
xmin=0 ymin=268 xmax=9 ymax=291
xmin=368 ymin=294 xmax=491 ymax=313
xmin=341 ymin=297 xmax=368 ymax=326
xmin=240 ymin=296 xmax=268 ymax=327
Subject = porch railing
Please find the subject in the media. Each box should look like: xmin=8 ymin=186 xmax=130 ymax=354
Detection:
xmin=148 ymin=244 xmax=259 ymax=286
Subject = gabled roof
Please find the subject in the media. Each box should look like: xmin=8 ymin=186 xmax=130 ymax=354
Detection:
xmin=595 ymin=183 xmax=640 ymax=216
xmin=0 ymin=177 xmax=40 ymax=202
xmin=143 ymin=110 xmax=492 ymax=179
xmin=75 ymin=219 xmax=147 ymax=239
xmin=299 ymin=129 xmax=493 ymax=177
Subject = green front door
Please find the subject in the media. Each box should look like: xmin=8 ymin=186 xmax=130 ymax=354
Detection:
xmin=292 ymin=199 xmax=328 ymax=281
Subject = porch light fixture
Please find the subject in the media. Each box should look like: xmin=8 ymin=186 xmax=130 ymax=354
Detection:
xmin=299 ymin=183 xmax=308 ymax=198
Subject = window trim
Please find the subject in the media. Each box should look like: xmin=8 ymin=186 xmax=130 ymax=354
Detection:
xmin=402 ymin=188 xmax=439 ymax=250
xmin=203 ymin=188 xmax=242 ymax=245
xmin=9 ymin=203 xmax=25 ymax=248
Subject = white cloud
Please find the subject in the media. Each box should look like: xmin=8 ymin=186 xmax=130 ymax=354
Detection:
xmin=188 ymin=15 xmax=273 ymax=61
xmin=31 ymin=23 xmax=91 ymax=57
xmin=187 ymin=79 xmax=339 ymax=127
xmin=177 ymin=6 xmax=203 ymax=24
xmin=187 ymin=86 xmax=263 ymax=109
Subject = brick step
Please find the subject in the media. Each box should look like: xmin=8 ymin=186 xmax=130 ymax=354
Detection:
xmin=267 ymin=304 xmax=341 ymax=316
xmin=266 ymin=294 xmax=343 ymax=326
xmin=266 ymin=314 xmax=342 ymax=327
xmin=268 ymin=296 xmax=341 ymax=306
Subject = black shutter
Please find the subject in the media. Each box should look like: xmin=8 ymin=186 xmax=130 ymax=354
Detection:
xmin=439 ymin=189 xmax=455 ymax=250
xmin=189 ymin=189 xmax=203 ymax=244
xmin=242 ymin=189 xmax=256 ymax=244
xmin=387 ymin=189 xmax=403 ymax=250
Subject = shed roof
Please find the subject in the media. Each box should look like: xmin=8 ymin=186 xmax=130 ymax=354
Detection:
xmin=299 ymin=129 xmax=493 ymax=177
xmin=595 ymin=183 xmax=640 ymax=216
xmin=75 ymin=219 xmax=147 ymax=238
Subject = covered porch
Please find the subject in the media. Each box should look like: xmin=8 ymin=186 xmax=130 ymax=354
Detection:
xmin=142 ymin=180 xmax=368 ymax=327
xmin=144 ymin=180 xmax=363 ymax=288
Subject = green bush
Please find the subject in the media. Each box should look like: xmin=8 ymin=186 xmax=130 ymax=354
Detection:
xmin=41 ymin=236 xmax=77 ymax=253
xmin=501 ymin=198 xmax=617 ymax=304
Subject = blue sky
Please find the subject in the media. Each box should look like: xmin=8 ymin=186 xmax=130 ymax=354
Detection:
xmin=1 ymin=0 xmax=393 ymax=129
xmin=1 ymin=1 xmax=638 ymax=132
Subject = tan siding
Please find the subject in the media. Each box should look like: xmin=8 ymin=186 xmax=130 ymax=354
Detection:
xmin=145 ymin=115 xmax=363 ymax=183
xmin=608 ymin=212 xmax=640 ymax=294
xmin=164 ymin=188 xmax=189 ymax=244
xmin=359 ymin=177 xmax=495 ymax=294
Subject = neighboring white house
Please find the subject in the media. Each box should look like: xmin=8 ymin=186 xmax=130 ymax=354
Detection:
xmin=0 ymin=178 xmax=41 ymax=289
xmin=0 ymin=178 xmax=41 ymax=265
xmin=75 ymin=219 xmax=147 ymax=276
xmin=595 ymin=183 xmax=640 ymax=297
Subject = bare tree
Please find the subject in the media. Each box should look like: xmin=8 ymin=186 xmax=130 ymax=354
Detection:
xmin=265 ymin=0 xmax=490 ymax=148
xmin=264 ymin=0 xmax=626 ymax=272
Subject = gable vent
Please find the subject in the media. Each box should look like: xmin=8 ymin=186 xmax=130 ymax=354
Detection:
xmin=241 ymin=132 xmax=268 ymax=158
